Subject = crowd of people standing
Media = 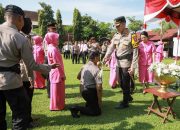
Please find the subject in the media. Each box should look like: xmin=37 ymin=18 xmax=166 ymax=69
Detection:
xmin=62 ymin=37 xmax=109 ymax=64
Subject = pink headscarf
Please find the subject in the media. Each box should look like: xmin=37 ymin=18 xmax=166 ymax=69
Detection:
xmin=32 ymin=35 xmax=43 ymax=45
xmin=157 ymin=41 xmax=163 ymax=45
xmin=44 ymin=32 xmax=59 ymax=46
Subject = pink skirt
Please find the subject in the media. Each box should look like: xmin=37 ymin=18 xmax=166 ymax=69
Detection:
xmin=50 ymin=81 xmax=65 ymax=110
xmin=139 ymin=65 xmax=154 ymax=83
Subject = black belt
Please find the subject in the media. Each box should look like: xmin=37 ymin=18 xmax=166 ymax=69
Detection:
xmin=115 ymin=52 xmax=133 ymax=60
xmin=0 ymin=64 xmax=21 ymax=74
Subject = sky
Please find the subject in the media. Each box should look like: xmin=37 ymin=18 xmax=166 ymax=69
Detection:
xmin=0 ymin=0 xmax=160 ymax=30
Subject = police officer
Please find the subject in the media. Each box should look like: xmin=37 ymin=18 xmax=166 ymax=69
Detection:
xmin=0 ymin=5 xmax=58 ymax=130
xmin=103 ymin=16 xmax=137 ymax=109
xmin=69 ymin=51 xmax=102 ymax=118
xmin=20 ymin=17 xmax=36 ymax=128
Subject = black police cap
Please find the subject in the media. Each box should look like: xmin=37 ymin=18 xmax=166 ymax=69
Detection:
xmin=5 ymin=5 xmax=24 ymax=16
xmin=114 ymin=16 xmax=126 ymax=23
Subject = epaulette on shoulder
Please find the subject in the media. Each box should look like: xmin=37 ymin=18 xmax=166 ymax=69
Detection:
xmin=131 ymin=33 xmax=139 ymax=48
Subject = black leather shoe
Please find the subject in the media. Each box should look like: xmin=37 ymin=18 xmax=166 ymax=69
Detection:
xmin=129 ymin=96 xmax=133 ymax=102
xmin=115 ymin=102 xmax=129 ymax=109
xmin=27 ymin=122 xmax=38 ymax=128
xmin=69 ymin=107 xmax=80 ymax=118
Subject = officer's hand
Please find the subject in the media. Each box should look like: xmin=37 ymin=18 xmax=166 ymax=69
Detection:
xmin=29 ymin=80 xmax=34 ymax=89
xmin=102 ymin=57 xmax=109 ymax=64
xmin=128 ymin=67 xmax=134 ymax=76
xmin=50 ymin=63 xmax=60 ymax=69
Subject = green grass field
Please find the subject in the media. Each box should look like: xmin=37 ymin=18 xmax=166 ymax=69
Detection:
xmin=6 ymin=58 xmax=180 ymax=130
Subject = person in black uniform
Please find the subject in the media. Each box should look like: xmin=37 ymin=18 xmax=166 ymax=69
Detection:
xmin=69 ymin=51 xmax=102 ymax=118
xmin=20 ymin=17 xmax=36 ymax=128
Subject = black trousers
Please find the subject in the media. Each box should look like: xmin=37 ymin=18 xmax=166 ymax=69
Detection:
xmin=44 ymin=56 xmax=50 ymax=98
xmin=77 ymin=88 xmax=101 ymax=116
xmin=46 ymin=78 xmax=50 ymax=98
xmin=72 ymin=53 xmax=78 ymax=64
xmin=118 ymin=67 xmax=134 ymax=103
xmin=78 ymin=52 xmax=82 ymax=64
xmin=82 ymin=51 xmax=88 ymax=64
xmin=0 ymin=87 xmax=30 ymax=130
xmin=23 ymin=81 xmax=34 ymax=123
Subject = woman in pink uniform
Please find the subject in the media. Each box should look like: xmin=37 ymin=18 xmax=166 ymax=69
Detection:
xmin=32 ymin=36 xmax=45 ymax=89
xmin=155 ymin=41 xmax=164 ymax=63
xmin=106 ymin=50 xmax=118 ymax=88
xmin=138 ymin=31 xmax=156 ymax=88
xmin=45 ymin=32 xmax=66 ymax=111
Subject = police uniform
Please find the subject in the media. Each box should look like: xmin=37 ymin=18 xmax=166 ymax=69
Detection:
xmin=20 ymin=17 xmax=35 ymax=125
xmin=104 ymin=16 xmax=138 ymax=108
xmin=0 ymin=5 xmax=51 ymax=130
xmin=70 ymin=52 xmax=102 ymax=117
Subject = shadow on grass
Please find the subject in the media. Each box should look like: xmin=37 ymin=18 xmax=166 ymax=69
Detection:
xmin=33 ymin=100 xmax=154 ymax=129
xmin=33 ymin=92 xmax=43 ymax=96
xmin=66 ymin=87 xmax=116 ymax=99
xmin=113 ymin=121 xmax=154 ymax=130
xmin=66 ymin=84 xmax=80 ymax=89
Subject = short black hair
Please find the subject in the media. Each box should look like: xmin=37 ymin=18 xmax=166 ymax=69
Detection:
xmin=140 ymin=31 xmax=149 ymax=38
xmin=90 ymin=37 xmax=96 ymax=41
xmin=21 ymin=17 xmax=32 ymax=35
xmin=89 ymin=51 xmax=100 ymax=60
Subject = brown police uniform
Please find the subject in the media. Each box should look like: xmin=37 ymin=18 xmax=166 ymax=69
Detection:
xmin=0 ymin=5 xmax=51 ymax=130
xmin=104 ymin=16 xmax=138 ymax=108
xmin=70 ymin=60 xmax=102 ymax=117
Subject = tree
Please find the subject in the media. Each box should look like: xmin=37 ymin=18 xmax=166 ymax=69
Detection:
xmin=64 ymin=25 xmax=73 ymax=33
xmin=38 ymin=2 xmax=55 ymax=37
xmin=56 ymin=9 xmax=64 ymax=48
xmin=96 ymin=22 xmax=113 ymax=40
xmin=80 ymin=14 xmax=113 ymax=41
xmin=127 ymin=16 xmax=143 ymax=32
xmin=73 ymin=8 xmax=82 ymax=41
xmin=0 ymin=4 xmax=4 ymax=24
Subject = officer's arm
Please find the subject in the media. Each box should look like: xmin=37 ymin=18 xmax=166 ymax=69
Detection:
xmin=103 ymin=41 xmax=115 ymax=63
xmin=21 ymin=38 xmax=56 ymax=74
xmin=95 ymin=70 xmax=103 ymax=108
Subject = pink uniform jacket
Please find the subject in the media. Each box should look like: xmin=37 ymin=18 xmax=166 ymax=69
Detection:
xmin=155 ymin=41 xmax=164 ymax=63
xmin=138 ymin=41 xmax=156 ymax=83
xmin=45 ymin=32 xmax=65 ymax=111
xmin=32 ymin=36 xmax=45 ymax=89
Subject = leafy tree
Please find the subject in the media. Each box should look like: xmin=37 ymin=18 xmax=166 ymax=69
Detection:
xmin=0 ymin=4 xmax=4 ymax=24
xmin=96 ymin=22 xmax=112 ymax=40
xmin=56 ymin=9 xmax=64 ymax=48
xmin=81 ymin=14 xmax=113 ymax=41
xmin=127 ymin=16 xmax=143 ymax=32
xmin=38 ymin=2 xmax=55 ymax=37
xmin=64 ymin=25 xmax=73 ymax=33
xmin=73 ymin=8 xmax=82 ymax=41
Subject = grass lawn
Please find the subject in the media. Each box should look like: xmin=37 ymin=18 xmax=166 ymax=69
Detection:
xmin=6 ymin=58 xmax=180 ymax=130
